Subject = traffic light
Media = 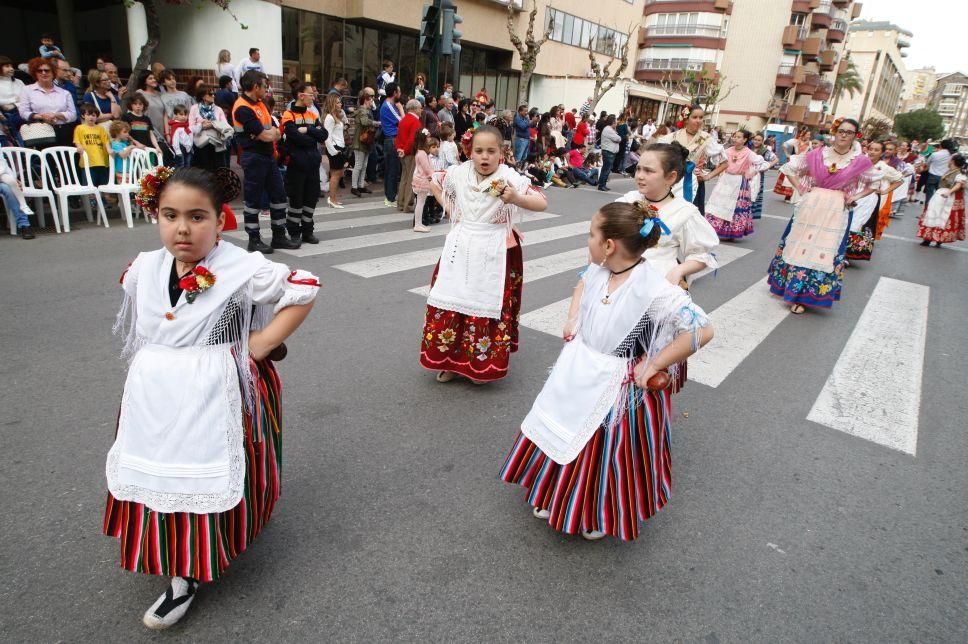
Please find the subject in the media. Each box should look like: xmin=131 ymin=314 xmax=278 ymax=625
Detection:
xmin=441 ymin=0 xmax=463 ymax=57
xmin=420 ymin=3 xmax=440 ymax=55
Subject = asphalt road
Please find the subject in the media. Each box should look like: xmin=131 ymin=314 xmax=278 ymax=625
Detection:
xmin=1 ymin=171 xmax=965 ymax=642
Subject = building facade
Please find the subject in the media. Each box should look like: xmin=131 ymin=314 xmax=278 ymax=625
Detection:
xmin=899 ymin=66 xmax=936 ymax=113
xmin=634 ymin=0 xmax=861 ymax=133
xmin=836 ymin=19 xmax=910 ymax=126
xmin=929 ymin=72 xmax=968 ymax=139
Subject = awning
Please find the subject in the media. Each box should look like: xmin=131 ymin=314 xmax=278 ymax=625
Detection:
xmin=625 ymin=82 xmax=691 ymax=106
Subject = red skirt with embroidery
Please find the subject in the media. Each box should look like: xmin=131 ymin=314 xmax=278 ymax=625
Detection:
xmin=917 ymin=191 xmax=966 ymax=244
xmin=419 ymin=237 xmax=524 ymax=382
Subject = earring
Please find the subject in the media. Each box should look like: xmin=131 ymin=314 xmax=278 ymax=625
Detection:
xmin=599 ymin=257 xmax=607 ymax=268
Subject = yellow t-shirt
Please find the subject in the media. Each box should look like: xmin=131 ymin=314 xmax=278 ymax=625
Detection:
xmin=73 ymin=124 xmax=110 ymax=168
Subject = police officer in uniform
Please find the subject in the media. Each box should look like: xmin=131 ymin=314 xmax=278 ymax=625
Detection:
xmin=232 ymin=70 xmax=299 ymax=252
xmin=280 ymin=82 xmax=327 ymax=244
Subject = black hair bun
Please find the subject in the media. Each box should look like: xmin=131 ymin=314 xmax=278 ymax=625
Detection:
xmin=214 ymin=168 xmax=241 ymax=205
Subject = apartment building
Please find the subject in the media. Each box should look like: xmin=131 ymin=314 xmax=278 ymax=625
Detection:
xmin=836 ymin=19 xmax=910 ymax=126
xmin=899 ymin=66 xmax=936 ymax=113
xmin=635 ymin=0 xmax=861 ymax=133
xmin=929 ymin=72 xmax=968 ymax=138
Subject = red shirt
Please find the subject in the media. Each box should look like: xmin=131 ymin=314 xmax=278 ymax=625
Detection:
xmin=573 ymin=121 xmax=589 ymax=146
xmin=396 ymin=113 xmax=421 ymax=155
xmin=564 ymin=111 xmax=576 ymax=130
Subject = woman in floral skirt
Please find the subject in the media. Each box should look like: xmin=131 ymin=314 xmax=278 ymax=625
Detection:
xmin=767 ymin=118 xmax=878 ymax=314
xmin=918 ymin=153 xmax=966 ymax=247
xmin=420 ymin=125 xmax=547 ymax=383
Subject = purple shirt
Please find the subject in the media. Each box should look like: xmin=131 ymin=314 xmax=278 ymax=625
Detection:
xmin=18 ymin=83 xmax=77 ymax=124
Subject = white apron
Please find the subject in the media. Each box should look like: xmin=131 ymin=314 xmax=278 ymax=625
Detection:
xmin=922 ymin=191 xmax=955 ymax=229
xmin=705 ymin=172 xmax=745 ymax=222
xmin=107 ymin=243 xmax=268 ymax=514
xmin=428 ymin=162 xmax=531 ymax=319
xmin=850 ymin=192 xmax=879 ymax=233
xmin=521 ymin=262 xmax=692 ymax=464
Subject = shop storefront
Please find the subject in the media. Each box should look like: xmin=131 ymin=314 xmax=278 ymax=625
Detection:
xmin=281 ymin=7 xmax=520 ymax=109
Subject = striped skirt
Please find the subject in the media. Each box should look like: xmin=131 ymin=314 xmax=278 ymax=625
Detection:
xmin=103 ymin=359 xmax=282 ymax=583
xmin=500 ymin=386 xmax=673 ymax=542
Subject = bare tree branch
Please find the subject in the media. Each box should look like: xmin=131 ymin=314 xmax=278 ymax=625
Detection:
xmin=585 ymin=24 xmax=635 ymax=114
xmin=507 ymin=0 xmax=552 ymax=105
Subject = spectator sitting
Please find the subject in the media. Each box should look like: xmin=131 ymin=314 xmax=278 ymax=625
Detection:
xmin=0 ymin=56 xmax=27 ymax=145
xmin=38 ymin=34 xmax=65 ymax=60
xmin=437 ymin=96 xmax=455 ymax=125
xmin=103 ymin=61 xmax=126 ymax=101
xmin=83 ymin=69 xmax=121 ymax=127
xmin=54 ymin=58 xmax=80 ymax=113
xmin=17 ymin=57 xmax=77 ymax=147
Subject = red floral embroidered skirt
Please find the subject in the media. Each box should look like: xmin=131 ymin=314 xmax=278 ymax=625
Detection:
xmin=419 ymin=239 xmax=524 ymax=382
xmin=103 ymin=359 xmax=282 ymax=583
xmin=917 ymin=192 xmax=966 ymax=244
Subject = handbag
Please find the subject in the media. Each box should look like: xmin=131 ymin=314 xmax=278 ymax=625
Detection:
xmin=20 ymin=122 xmax=56 ymax=147
xmin=359 ymin=126 xmax=376 ymax=147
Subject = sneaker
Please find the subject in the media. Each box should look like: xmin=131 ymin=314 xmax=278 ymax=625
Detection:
xmin=383 ymin=198 xmax=395 ymax=207
xmin=18 ymin=226 xmax=35 ymax=240
xmin=413 ymin=223 xmax=431 ymax=233
xmin=532 ymin=506 xmax=551 ymax=520
xmin=20 ymin=202 xmax=34 ymax=216
xmin=581 ymin=530 xmax=606 ymax=541
xmin=247 ymin=237 xmax=274 ymax=254
xmin=142 ymin=577 xmax=198 ymax=630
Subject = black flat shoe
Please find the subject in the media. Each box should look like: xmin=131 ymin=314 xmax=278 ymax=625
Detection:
xmin=919 ymin=239 xmax=931 ymax=246
xmin=350 ymin=188 xmax=361 ymax=197
xmin=301 ymin=232 xmax=320 ymax=244
xmin=271 ymin=236 xmax=301 ymax=250
xmin=360 ymin=187 xmax=372 ymax=194
xmin=18 ymin=226 xmax=35 ymax=240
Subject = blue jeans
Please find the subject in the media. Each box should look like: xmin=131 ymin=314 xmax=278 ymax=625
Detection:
xmin=514 ymin=136 xmax=530 ymax=165
xmin=174 ymin=153 xmax=193 ymax=168
xmin=924 ymin=173 xmax=941 ymax=205
xmin=598 ymin=151 xmax=615 ymax=189
xmin=0 ymin=183 xmax=29 ymax=228
xmin=572 ymin=167 xmax=595 ymax=185
xmin=383 ymin=136 xmax=400 ymax=201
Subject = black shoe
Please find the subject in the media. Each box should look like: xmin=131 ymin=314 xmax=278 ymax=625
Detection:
xmin=351 ymin=188 xmax=361 ymax=197
xmin=271 ymin=234 xmax=301 ymax=250
xmin=919 ymin=239 xmax=931 ymax=246
xmin=248 ymin=237 xmax=274 ymax=254
xmin=597 ymin=186 xmax=610 ymax=192
xmin=360 ymin=186 xmax=372 ymax=194
xmin=302 ymin=231 xmax=320 ymax=244
xmin=18 ymin=226 xmax=35 ymax=240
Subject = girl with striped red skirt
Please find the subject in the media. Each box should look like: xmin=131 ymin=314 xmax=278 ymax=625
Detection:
xmin=501 ymin=201 xmax=713 ymax=541
xmin=420 ymin=126 xmax=547 ymax=383
xmin=103 ymin=168 xmax=319 ymax=629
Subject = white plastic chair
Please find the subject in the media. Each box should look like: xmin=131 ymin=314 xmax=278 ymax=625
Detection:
xmin=129 ymin=148 xmax=160 ymax=224
xmin=42 ymin=146 xmax=109 ymax=232
xmin=0 ymin=147 xmax=57 ymax=233
xmin=99 ymin=150 xmax=149 ymax=228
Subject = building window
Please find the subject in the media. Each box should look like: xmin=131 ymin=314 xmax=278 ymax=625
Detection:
xmin=546 ymin=7 xmax=627 ymax=57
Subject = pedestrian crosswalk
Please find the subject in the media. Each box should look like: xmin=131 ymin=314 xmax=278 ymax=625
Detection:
xmin=228 ymin=200 xmax=933 ymax=457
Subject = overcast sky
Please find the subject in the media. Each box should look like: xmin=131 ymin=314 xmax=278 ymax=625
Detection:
xmin=857 ymin=0 xmax=967 ymax=73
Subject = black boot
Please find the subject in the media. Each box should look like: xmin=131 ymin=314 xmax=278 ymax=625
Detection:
xmin=301 ymin=226 xmax=320 ymax=244
xmin=18 ymin=226 xmax=35 ymax=240
xmin=271 ymin=229 xmax=301 ymax=250
xmin=248 ymin=236 xmax=274 ymax=254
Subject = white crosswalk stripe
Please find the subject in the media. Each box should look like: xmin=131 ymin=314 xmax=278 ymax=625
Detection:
xmin=807 ymin=277 xmax=929 ymax=455
xmin=335 ymin=219 xmax=584 ymax=277
xmin=408 ymin=248 xmax=589 ymax=297
xmin=518 ymin=244 xmax=753 ymax=338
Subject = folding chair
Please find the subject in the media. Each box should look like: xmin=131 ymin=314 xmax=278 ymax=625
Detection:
xmin=0 ymin=146 xmax=58 ymax=233
xmin=42 ymin=146 xmax=109 ymax=232
xmin=99 ymin=149 xmax=149 ymax=228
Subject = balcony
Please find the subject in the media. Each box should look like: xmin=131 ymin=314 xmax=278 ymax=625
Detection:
xmin=802 ymin=36 xmax=822 ymax=55
xmin=782 ymin=24 xmax=808 ymax=49
xmin=769 ymin=98 xmax=790 ymax=120
xmin=838 ymin=58 xmax=849 ymax=74
xmin=787 ymin=105 xmax=807 ymax=123
xmin=827 ymin=18 xmax=847 ymax=42
xmin=634 ymin=58 xmax=714 ymax=82
xmin=811 ymin=1 xmax=833 ymax=28
xmin=818 ymin=49 xmax=838 ymax=71
xmin=791 ymin=0 xmax=819 ymax=11
xmin=796 ymin=72 xmax=821 ymax=95
xmin=814 ymin=81 xmax=833 ymax=100
xmin=832 ymin=0 xmax=849 ymax=6
xmin=640 ymin=24 xmax=727 ymax=49
xmin=851 ymin=2 xmax=862 ymax=18
xmin=644 ymin=0 xmax=732 ymax=15
xmin=776 ymin=64 xmax=806 ymax=88
xmin=804 ymin=111 xmax=822 ymax=126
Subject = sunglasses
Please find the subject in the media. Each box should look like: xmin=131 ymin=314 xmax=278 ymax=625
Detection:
xmin=37 ymin=68 xmax=52 ymax=74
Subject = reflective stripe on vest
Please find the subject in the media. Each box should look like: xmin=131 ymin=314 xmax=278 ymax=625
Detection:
xmin=232 ymin=94 xmax=270 ymax=135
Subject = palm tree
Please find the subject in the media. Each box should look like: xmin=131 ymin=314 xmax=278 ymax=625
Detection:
xmin=831 ymin=56 xmax=863 ymax=115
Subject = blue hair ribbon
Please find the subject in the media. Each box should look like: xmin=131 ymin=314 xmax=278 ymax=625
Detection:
xmin=639 ymin=217 xmax=671 ymax=238
xmin=683 ymin=161 xmax=696 ymax=202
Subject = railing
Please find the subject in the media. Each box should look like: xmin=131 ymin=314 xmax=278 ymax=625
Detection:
xmin=829 ymin=18 xmax=847 ymax=32
xmin=797 ymin=25 xmax=809 ymax=40
xmin=645 ymin=24 xmax=725 ymax=38
xmin=778 ymin=64 xmax=795 ymax=76
xmin=636 ymin=58 xmax=710 ymax=72
xmin=816 ymin=0 xmax=832 ymax=11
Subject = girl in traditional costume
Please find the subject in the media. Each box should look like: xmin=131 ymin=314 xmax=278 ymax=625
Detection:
xmin=917 ymin=153 xmax=967 ymax=247
xmin=671 ymin=105 xmax=725 ymax=215
xmin=767 ymin=118 xmax=878 ymax=314
xmin=103 ymin=167 xmax=319 ymax=629
xmin=845 ymin=140 xmax=904 ymax=261
xmin=773 ymin=128 xmax=811 ymax=201
xmin=703 ymin=130 xmax=771 ymax=240
xmin=883 ymin=141 xmax=915 ymax=218
xmin=500 ymin=200 xmax=714 ymax=541
xmin=422 ymin=125 xmax=548 ymax=383
xmin=751 ymin=133 xmax=779 ymax=220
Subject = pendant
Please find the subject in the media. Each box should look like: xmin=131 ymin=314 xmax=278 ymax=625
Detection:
xmin=165 ymin=312 xmax=176 ymax=321
xmin=601 ymin=296 xmax=611 ymax=305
